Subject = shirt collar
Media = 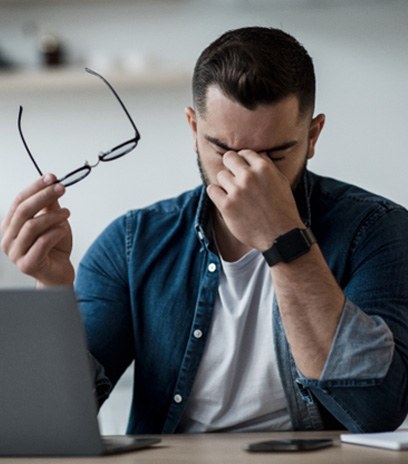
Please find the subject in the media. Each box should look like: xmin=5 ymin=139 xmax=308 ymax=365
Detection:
xmin=194 ymin=186 xmax=212 ymax=248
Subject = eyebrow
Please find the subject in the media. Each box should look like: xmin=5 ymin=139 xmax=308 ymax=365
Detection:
xmin=204 ymin=135 xmax=298 ymax=153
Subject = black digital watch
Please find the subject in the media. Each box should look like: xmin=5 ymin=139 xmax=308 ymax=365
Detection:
xmin=262 ymin=227 xmax=316 ymax=267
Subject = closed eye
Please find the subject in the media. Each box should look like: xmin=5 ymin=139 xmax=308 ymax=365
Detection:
xmin=266 ymin=143 xmax=297 ymax=162
xmin=266 ymin=151 xmax=288 ymax=162
xmin=269 ymin=156 xmax=285 ymax=162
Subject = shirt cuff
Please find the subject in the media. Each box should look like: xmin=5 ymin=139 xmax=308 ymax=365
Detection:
xmin=316 ymin=298 xmax=395 ymax=382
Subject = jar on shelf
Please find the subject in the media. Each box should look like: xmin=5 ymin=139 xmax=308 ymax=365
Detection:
xmin=39 ymin=33 xmax=65 ymax=67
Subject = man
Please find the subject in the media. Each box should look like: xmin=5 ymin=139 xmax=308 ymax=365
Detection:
xmin=1 ymin=27 xmax=408 ymax=434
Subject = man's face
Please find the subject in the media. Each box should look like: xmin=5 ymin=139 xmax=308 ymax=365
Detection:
xmin=186 ymin=86 xmax=324 ymax=190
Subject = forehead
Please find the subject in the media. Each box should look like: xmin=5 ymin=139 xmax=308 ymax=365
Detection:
xmin=199 ymin=86 xmax=305 ymax=149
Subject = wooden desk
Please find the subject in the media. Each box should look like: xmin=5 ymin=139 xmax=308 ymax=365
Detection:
xmin=1 ymin=431 xmax=407 ymax=463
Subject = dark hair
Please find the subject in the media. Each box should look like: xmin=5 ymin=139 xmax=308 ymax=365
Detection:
xmin=192 ymin=27 xmax=315 ymax=118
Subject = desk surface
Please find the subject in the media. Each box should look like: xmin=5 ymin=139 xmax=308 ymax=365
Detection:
xmin=2 ymin=431 xmax=407 ymax=463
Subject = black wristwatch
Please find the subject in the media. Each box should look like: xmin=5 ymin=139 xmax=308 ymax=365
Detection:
xmin=262 ymin=227 xmax=316 ymax=267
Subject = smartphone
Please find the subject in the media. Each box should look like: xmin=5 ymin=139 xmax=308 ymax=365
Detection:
xmin=244 ymin=438 xmax=334 ymax=452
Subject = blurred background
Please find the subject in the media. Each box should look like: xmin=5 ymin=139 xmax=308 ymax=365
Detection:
xmin=1 ymin=0 xmax=407 ymax=433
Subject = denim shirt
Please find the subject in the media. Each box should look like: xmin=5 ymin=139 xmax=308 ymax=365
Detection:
xmin=75 ymin=170 xmax=408 ymax=434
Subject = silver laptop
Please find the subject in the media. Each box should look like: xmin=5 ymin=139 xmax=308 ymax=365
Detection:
xmin=0 ymin=287 xmax=160 ymax=456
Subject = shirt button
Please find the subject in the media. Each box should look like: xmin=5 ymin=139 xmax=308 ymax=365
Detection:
xmin=193 ymin=329 xmax=203 ymax=339
xmin=174 ymin=394 xmax=183 ymax=404
xmin=208 ymin=263 xmax=217 ymax=273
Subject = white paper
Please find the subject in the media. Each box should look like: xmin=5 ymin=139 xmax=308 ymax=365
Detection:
xmin=341 ymin=431 xmax=408 ymax=450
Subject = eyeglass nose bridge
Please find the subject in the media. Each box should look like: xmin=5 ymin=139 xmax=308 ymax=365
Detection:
xmin=56 ymin=152 xmax=114 ymax=187
xmin=87 ymin=156 xmax=103 ymax=169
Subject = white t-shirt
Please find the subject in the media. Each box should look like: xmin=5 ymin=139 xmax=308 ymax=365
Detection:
xmin=178 ymin=249 xmax=292 ymax=432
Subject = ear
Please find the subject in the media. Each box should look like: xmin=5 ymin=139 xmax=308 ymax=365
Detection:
xmin=185 ymin=106 xmax=198 ymax=151
xmin=307 ymin=113 xmax=325 ymax=160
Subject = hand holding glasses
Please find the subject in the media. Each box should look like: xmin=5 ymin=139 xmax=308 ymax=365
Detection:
xmin=17 ymin=67 xmax=141 ymax=187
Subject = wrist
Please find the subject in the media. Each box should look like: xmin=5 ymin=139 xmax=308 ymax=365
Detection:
xmin=36 ymin=266 xmax=75 ymax=288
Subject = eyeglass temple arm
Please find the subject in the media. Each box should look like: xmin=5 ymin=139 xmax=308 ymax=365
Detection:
xmin=18 ymin=106 xmax=44 ymax=177
xmin=85 ymin=67 xmax=140 ymax=139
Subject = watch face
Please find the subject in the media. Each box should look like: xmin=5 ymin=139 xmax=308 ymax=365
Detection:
xmin=278 ymin=228 xmax=311 ymax=260
xmin=263 ymin=228 xmax=316 ymax=266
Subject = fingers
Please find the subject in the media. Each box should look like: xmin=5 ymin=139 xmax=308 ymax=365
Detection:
xmin=225 ymin=148 xmax=271 ymax=169
xmin=206 ymin=183 xmax=227 ymax=207
xmin=5 ymin=208 xmax=70 ymax=264
xmin=219 ymin=149 xmax=273 ymax=178
xmin=209 ymin=149 xmax=279 ymax=207
xmin=0 ymin=174 xmax=66 ymax=259
xmin=214 ymin=150 xmax=266 ymax=191
xmin=13 ymin=223 xmax=69 ymax=276
xmin=221 ymin=150 xmax=249 ymax=172
xmin=1 ymin=174 xmax=62 ymax=233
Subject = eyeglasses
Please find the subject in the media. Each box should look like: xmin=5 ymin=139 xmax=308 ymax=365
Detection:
xmin=17 ymin=67 xmax=141 ymax=187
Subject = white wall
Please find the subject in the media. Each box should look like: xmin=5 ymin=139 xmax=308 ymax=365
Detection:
xmin=1 ymin=0 xmax=408 ymax=274
xmin=1 ymin=0 xmax=407 ymax=432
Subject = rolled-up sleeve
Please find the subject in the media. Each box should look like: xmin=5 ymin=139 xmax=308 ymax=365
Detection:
xmin=319 ymin=298 xmax=394 ymax=381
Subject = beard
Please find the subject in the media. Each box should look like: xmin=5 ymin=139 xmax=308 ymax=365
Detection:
xmin=196 ymin=147 xmax=211 ymax=187
xmin=291 ymin=157 xmax=308 ymax=192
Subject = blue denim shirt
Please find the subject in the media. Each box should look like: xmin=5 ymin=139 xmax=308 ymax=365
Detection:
xmin=76 ymin=170 xmax=408 ymax=434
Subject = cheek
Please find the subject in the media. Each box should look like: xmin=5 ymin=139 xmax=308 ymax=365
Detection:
xmin=197 ymin=143 xmax=225 ymax=183
xmin=276 ymin=151 xmax=308 ymax=186
xmin=204 ymin=155 xmax=225 ymax=182
xmin=275 ymin=162 xmax=296 ymax=184
xmin=198 ymin=142 xmax=223 ymax=169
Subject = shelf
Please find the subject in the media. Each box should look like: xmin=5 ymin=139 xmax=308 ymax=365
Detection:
xmin=0 ymin=66 xmax=192 ymax=94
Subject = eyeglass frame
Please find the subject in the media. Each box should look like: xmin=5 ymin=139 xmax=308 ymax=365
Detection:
xmin=17 ymin=67 xmax=141 ymax=187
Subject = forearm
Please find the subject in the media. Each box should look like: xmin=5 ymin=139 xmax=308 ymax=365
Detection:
xmin=272 ymin=244 xmax=345 ymax=379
